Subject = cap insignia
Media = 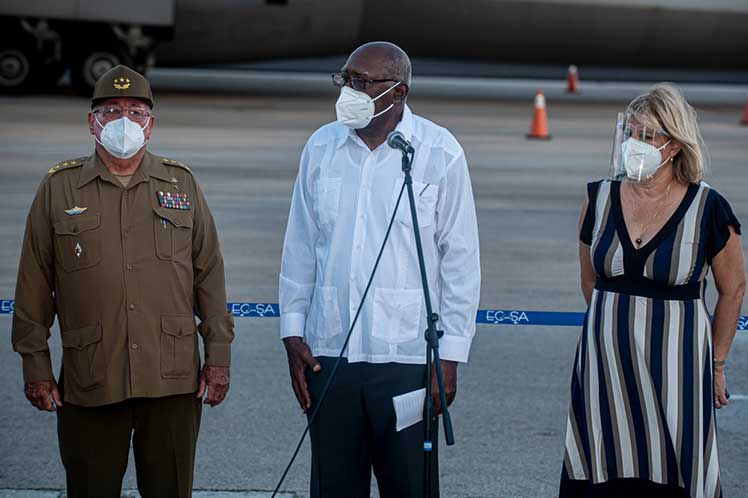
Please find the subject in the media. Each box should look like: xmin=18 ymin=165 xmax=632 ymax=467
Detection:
xmin=113 ymin=77 xmax=131 ymax=90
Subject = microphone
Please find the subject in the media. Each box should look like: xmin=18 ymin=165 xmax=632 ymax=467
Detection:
xmin=387 ymin=131 xmax=414 ymax=154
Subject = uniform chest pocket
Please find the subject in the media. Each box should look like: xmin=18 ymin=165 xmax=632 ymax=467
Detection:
xmin=153 ymin=206 xmax=194 ymax=261
xmin=53 ymin=214 xmax=102 ymax=272
xmin=394 ymin=181 xmax=439 ymax=228
xmin=316 ymin=178 xmax=342 ymax=229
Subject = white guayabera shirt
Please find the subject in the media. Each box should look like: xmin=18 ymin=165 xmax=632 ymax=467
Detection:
xmin=279 ymin=105 xmax=480 ymax=364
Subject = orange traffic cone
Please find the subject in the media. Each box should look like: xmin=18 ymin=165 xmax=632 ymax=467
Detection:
xmin=567 ymin=64 xmax=579 ymax=93
xmin=527 ymin=91 xmax=551 ymax=140
xmin=741 ymin=92 xmax=748 ymax=125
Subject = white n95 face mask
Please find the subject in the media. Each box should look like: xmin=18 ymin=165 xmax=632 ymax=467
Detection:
xmin=621 ymin=138 xmax=671 ymax=182
xmin=335 ymin=81 xmax=401 ymax=129
xmin=95 ymin=116 xmax=149 ymax=159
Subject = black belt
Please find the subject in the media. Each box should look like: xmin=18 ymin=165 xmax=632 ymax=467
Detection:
xmin=595 ymin=277 xmax=701 ymax=301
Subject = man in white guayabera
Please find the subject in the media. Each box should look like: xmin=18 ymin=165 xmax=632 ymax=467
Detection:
xmin=278 ymin=42 xmax=480 ymax=497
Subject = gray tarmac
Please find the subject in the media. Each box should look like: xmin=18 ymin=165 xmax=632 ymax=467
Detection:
xmin=0 ymin=92 xmax=746 ymax=498
xmin=147 ymin=67 xmax=748 ymax=106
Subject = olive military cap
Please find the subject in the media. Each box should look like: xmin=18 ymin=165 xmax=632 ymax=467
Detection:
xmin=91 ymin=65 xmax=153 ymax=108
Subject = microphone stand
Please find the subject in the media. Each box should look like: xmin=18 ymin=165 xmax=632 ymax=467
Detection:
xmin=399 ymin=148 xmax=455 ymax=498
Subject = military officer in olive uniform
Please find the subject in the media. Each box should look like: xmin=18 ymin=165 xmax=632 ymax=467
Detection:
xmin=11 ymin=65 xmax=234 ymax=498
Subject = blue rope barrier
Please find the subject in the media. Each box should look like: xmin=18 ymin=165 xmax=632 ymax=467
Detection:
xmin=2 ymin=299 xmax=746 ymax=330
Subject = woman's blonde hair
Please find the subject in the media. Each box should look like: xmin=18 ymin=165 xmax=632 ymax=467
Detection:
xmin=626 ymin=83 xmax=708 ymax=184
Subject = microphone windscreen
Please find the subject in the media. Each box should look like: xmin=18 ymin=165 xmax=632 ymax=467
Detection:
xmin=387 ymin=131 xmax=405 ymax=149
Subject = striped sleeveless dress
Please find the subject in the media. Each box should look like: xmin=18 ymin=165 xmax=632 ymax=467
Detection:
xmin=560 ymin=180 xmax=741 ymax=498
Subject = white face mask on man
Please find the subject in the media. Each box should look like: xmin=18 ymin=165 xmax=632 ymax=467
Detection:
xmin=621 ymin=138 xmax=672 ymax=182
xmin=94 ymin=116 xmax=149 ymax=159
xmin=335 ymin=81 xmax=401 ymax=129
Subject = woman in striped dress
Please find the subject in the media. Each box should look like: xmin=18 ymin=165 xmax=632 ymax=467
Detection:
xmin=560 ymin=84 xmax=745 ymax=498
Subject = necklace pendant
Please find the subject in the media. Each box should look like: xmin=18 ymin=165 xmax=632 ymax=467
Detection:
xmin=635 ymin=237 xmax=643 ymax=246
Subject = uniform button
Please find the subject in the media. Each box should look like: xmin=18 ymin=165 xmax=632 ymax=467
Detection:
xmin=129 ymin=304 xmax=136 ymax=310
xmin=126 ymin=264 xmax=133 ymax=270
xmin=131 ymin=343 xmax=139 ymax=349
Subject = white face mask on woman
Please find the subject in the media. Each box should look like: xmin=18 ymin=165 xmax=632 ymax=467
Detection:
xmin=335 ymin=81 xmax=401 ymax=129
xmin=621 ymin=138 xmax=672 ymax=182
xmin=94 ymin=116 xmax=149 ymax=159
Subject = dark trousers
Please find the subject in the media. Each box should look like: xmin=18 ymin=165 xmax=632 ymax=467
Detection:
xmin=306 ymin=357 xmax=439 ymax=498
xmin=56 ymin=391 xmax=202 ymax=498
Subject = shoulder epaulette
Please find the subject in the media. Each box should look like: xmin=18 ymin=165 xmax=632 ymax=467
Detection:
xmin=160 ymin=156 xmax=192 ymax=173
xmin=48 ymin=157 xmax=86 ymax=175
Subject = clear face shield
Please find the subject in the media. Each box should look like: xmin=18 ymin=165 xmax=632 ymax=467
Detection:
xmin=609 ymin=112 xmax=672 ymax=184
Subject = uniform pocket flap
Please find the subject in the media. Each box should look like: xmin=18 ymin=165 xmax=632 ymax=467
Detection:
xmin=161 ymin=314 xmax=196 ymax=338
xmin=61 ymin=323 xmax=102 ymax=350
xmin=53 ymin=214 xmax=101 ymax=235
xmin=153 ymin=206 xmax=194 ymax=229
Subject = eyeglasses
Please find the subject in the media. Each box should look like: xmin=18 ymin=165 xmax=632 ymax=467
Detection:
xmin=331 ymin=73 xmax=400 ymax=92
xmin=623 ymin=123 xmax=669 ymax=146
xmin=93 ymin=106 xmax=152 ymax=125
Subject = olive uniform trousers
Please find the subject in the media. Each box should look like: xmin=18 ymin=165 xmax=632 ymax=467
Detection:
xmin=57 ymin=377 xmax=202 ymax=498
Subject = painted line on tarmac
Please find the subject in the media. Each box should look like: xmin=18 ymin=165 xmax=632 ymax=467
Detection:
xmin=1 ymin=299 xmax=747 ymax=331
xmin=0 ymin=490 xmax=297 ymax=498
xmin=191 ymin=492 xmax=297 ymax=498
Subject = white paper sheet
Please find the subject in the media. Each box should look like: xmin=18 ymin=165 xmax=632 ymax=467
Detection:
xmin=392 ymin=388 xmax=426 ymax=432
